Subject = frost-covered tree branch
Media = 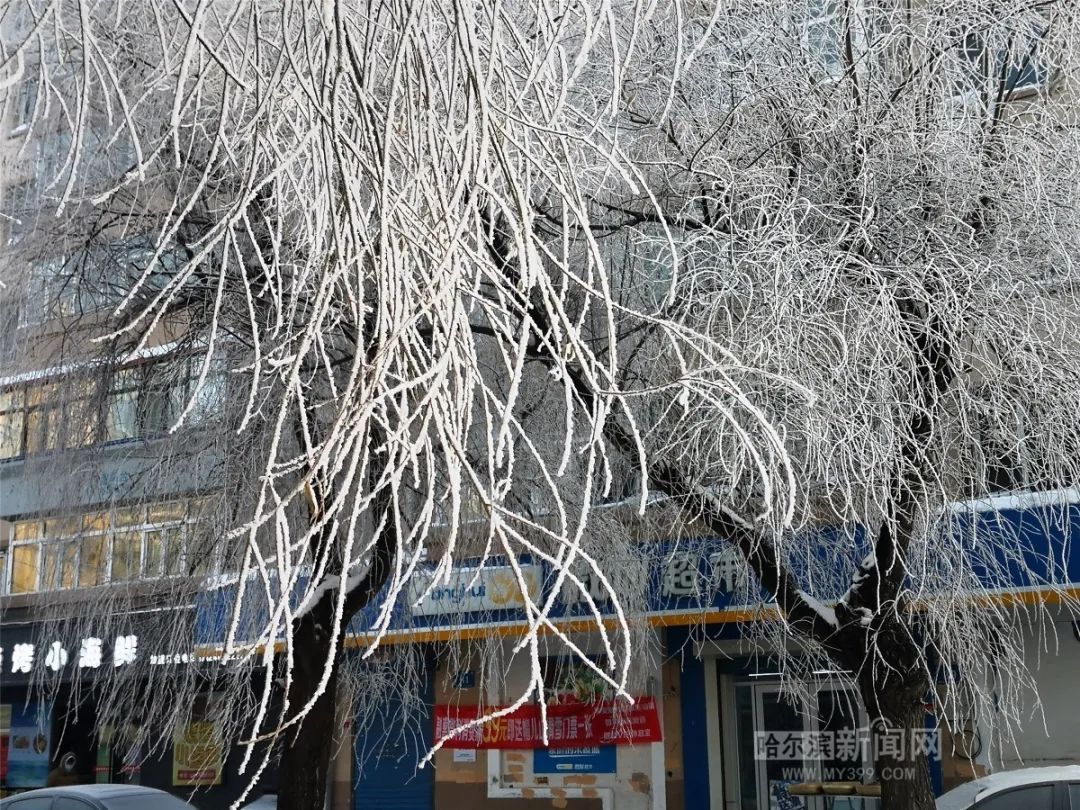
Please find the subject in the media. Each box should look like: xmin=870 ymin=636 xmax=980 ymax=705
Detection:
xmin=5 ymin=1 xmax=1080 ymax=808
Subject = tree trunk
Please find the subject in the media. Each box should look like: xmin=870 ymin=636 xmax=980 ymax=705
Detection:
xmin=868 ymin=703 xmax=936 ymax=810
xmin=276 ymin=612 xmax=340 ymax=810
xmin=857 ymin=646 xmax=936 ymax=810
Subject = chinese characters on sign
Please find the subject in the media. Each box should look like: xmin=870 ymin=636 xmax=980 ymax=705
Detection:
xmin=754 ymin=729 xmax=941 ymax=762
xmin=173 ymin=693 xmax=225 ymax=787
xmin=1 ymin=635 xmax=194 ymax=675
xmin=660 ymin=548 xmax=749 ymax=599
xmin=433 ymin=697 xmax=663 ymax=749
xmin=534 ymin=745 xmax=617 ymax=774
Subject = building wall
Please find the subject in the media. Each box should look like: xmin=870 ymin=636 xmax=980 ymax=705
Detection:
xmin=981 ymin=611 xmax=1080 ymax=772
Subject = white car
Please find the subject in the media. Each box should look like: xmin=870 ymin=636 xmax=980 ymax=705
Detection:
xmin=240 ymin=794 xmax=277 ymax=809
xmin=937 ymin=766 xmax=1080 ymax=810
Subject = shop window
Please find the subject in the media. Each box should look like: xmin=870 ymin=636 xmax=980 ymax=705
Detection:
xmin=733 ymin=678 xmax=868 ymax=808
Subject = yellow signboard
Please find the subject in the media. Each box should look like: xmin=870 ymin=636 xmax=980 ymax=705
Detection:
xmin=173 ymin=693 xmax=224 ymax=788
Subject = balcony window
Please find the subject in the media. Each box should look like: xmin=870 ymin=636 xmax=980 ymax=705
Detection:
xmin=0 ymin=354 xmax=224 ymax=460
xmin=5 ymin=500 xmax=212 ymax=594
xmin=105 ymin=370 xmax=141 ymax=442
xmin=0 ymin=390 xmax=25 ymax=459
xmin=11 ymin=543 xmax=40 ymax=594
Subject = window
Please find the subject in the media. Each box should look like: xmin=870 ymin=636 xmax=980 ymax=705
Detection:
xmin=20 ymin=258 xmax=94 ymax=328
xmin=53 ymin=798 xmax=96 ymax=810
xmin=2 ymin=181 xmax=33 ymax=248
xmin=7 ymin=500 xmax=211 ymax=594
xmin=0 ymin=389 xmax=25 ymax=459
xmin=10 ymin=75 xmax=37 ymax=135
xmin=18 ymin=380 xmax=96 ymax=456
xmin=0 ymin=353 xmax=224 ymax=460
xmin=805 ymin=1 xmax=843 ymax=76
xmin=105 ymin=369 xmax=141 ymax=442
xmin=957 ymin=22 xmax=1049 ymax=101
xmin=801 ymin=0 xmax=867 ymax=80
xmin=6 ymin=797 xmax=54 ymax=810
xmin=1069 ymin=784 xmax=1080 ymax=810
xmin=973 ymin=784 xmax=1054 ymax=810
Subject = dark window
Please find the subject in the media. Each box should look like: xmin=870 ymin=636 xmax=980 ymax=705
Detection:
xmin=973 ymin=784 xmax=1054 ymax=810
xmin=13 ymin=76 xmax=37 ymax=131
xmin=53 ymin=798 xmax=95 ymax=810
xmin=6 ymin=797 xmax=55 ymax=810
xmin=1069 ymin=784 xmax=1080 ymax=810
xmin=958 ymin=24 xmax=1048 ymax=99
xmin=3 ymin=181 xmax=34 ymax=248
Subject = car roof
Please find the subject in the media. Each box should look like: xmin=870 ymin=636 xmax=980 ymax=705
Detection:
xmin=11 ymin=784 xmax=172 ymax=799
xmin=938 ymin=766 xmax=1080 ymax=809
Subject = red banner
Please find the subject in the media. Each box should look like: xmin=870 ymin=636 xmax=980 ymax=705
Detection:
xmin=434 ymin=697 xmax=662 ymax=749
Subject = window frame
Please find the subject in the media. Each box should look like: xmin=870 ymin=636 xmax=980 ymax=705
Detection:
xmin=0 ymin=352 xmax=224 ymax=462
xmin=9 ymin=74 xmax=37 ymax=137
xmin=800 ymin=0 xmax=870 ymax=84
xmin=950 ymin=18 xmax=1051 ymax=108
xmin=4 ymin=500 xmax=210 ymax=595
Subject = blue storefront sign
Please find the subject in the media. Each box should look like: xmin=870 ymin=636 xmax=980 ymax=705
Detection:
xmin=195 ymin=495 xmax=1080 ymax=646
xmin=533 ymin=745 xmax=616 ymax=774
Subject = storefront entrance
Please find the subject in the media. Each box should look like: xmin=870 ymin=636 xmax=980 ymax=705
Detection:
xmin=720 ymin=669 xmax=876 ymax=810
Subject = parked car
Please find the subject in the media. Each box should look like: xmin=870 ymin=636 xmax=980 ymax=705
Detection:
xmin=937 ymin=765 xmax=1080 ymax=810
xmin=0 ymin=784 xmax=198 ymax=809
xmin=239 ymin=794 xmax=276 ymax=809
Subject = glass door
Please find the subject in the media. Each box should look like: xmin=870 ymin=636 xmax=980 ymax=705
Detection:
xmin=747 ymin=681 xmax=870 ymax=810
xmin=753 ymin=684 xmax=810 ymax=810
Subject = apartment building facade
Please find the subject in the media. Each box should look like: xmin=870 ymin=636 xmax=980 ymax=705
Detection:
xmin=3 ymin=3 xmax=1080 ymax=810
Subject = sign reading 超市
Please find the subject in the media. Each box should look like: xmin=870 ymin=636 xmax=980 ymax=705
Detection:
xmin=433 ymin=696 xmax=662 ymax=749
